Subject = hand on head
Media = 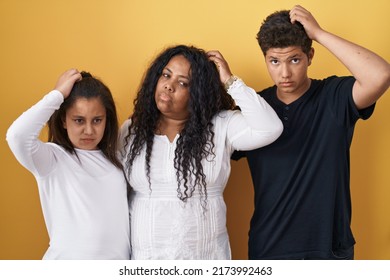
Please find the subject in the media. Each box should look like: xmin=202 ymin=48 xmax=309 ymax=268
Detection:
xmin=207 ymin=50 xmax=233 ymax=84
xmin=54 ymin=69 xmax=82 ymax=99
xmin=289 ymin=5 xmax=323 ymax=41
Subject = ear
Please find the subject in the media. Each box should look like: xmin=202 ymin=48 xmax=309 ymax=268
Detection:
xmin=308 ymin=47 xmax=315 ymax=66
xmin=62 ymin=117 xmax=67 ymax=129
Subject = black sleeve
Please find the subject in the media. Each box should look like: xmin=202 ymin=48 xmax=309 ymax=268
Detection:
xmin=231 ymin=150 xmax=246 ymax=161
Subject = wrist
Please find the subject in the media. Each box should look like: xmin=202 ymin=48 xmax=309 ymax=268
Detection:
xmin=224 ymin=75 xmax=238 ymax=91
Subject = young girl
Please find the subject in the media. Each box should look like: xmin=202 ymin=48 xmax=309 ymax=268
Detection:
xmin=6 ymin=69 xmax=130 ymax=259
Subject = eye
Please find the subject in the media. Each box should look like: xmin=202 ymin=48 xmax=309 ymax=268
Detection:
xmin=73 ymin=118 xmax=84 ymax=124
xmin=162 ymin=72 xmax=170 ymax=79
xmin=178 ymin=80 xmax=189 ymax=88
xmin=93 ymin=118 xmax=103 ymax=124
xmin=270 ymin=59 xmax=279 ymax=65
xmin=291 ymin=58 xmax=300 ymax=64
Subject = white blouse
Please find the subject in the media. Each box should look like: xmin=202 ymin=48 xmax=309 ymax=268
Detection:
xmin=120 ymin=79 xmax=283 ymax=259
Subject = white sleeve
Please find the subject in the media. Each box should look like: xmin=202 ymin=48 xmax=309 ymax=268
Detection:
xmin=226 ymin=79 xmax=283 ymax=151
xmin=6 ymin=90 xmax=64 ymax=177
xmin=118 ymin=119 xmax=132 ymax=160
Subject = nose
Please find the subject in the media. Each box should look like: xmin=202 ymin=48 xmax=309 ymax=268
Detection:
xmin=164 ymin=82 xmax=174 ymax=92
xmin=281 ymin=64 xmax=291 ymax=78
xmin=84 ymin=123 xmax=93 ymax=135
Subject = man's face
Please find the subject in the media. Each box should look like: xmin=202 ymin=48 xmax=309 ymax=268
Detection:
xmin=265 ymin=46 xmax=313 ymax=102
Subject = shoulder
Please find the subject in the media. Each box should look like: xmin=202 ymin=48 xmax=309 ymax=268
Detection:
xmin=119 ymin=119 xmax=132 ymax=137
xmin=46 ymin=142 xmax=77 ymax=159
xmin=304 ymin=76 xmax=355 ymax=101
xmin=318 ymin=76 xmax=355 ymax=90
xmin=258 ymin=85 xmax=277 ymax=99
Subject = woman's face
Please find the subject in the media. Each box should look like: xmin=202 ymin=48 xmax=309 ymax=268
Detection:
xmin=155 ymin=55 xmax=191 ymax=121
xmin=63 ymin=97 xmax=106 ymax=150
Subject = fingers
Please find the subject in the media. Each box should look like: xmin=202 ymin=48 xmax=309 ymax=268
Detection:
xmin=54 ymin=68 xmax=82 ymax=98
xmin=207 ymin=50 xmax=224 ymax=68
xmin=207 ymin=50 xmax=233 ymax=84
xmin=207 ymin=50 xmax=224 ymax=59
xmin=64 ymin=68 xmax=82 ymax=82
xmin=58 ymin=68 xmax=82 ymax=85
xmin=207 ymin=50 xmax=228 ymax=67
xmin=289 ymin=5 xmax=322 ymax=40
xmin=208 ymin=51 xmax=222 ymax=69
xmin=289 ymin=5 xmax=308 ymax=24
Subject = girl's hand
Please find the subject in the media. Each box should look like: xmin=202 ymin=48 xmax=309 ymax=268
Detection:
xmin=54 ymin=69 xmax=82 ymax=98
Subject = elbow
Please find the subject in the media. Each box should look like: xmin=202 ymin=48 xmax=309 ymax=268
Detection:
xmin=268 ymin=120 xmax=284 ymax=143
xmin=6 ymin=126 xmax=16 ymax=144
xmin=378 ymin=63 xmax=390 ymax=91
xmin=252 ymin=121 xmax=283 ymax=149
xmin=6 ymin=123 xmax=25 ymax=153
xmin=371 ymin=67 xmax=390 ymax=103
xmin=274 ymin=120 xmax=284 ymax=140
xmin=384 ymin=67 xmax=390 ymax=89
xmin=6 ymin=126 xmax=18 ymax=151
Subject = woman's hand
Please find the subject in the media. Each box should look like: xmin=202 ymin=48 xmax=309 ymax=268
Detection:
xmin=207 ymin=50 xmax=233 ymax=85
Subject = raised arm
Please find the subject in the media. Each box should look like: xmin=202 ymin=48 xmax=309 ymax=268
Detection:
xmin=6 ymin=69 xmax=81 ymax=176
xmin=207 ymin=50 xmax=283 ymax=150
xmin=290 ymin=5 xmax=390 ymax=109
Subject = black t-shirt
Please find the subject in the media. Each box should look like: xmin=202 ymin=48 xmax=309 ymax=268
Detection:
xmin=233 ymin=76 xmax=375 ymax=259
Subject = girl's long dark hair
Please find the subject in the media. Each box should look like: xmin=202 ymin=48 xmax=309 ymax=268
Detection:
xmin=123 ymin=45 xmax=235 ymax=204
xmin=48 ymin=71 xmax=122 ymax=169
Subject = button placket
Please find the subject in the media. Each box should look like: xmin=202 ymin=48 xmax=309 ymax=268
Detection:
xmin=283 ymin=106 xmax=290 ymax=121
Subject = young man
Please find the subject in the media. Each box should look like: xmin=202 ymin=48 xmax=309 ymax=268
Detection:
xmin=233 ymin=5 xmax=390 ymax=259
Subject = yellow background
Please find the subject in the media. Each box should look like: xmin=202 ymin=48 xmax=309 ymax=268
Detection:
xmin=0 ymin=0 xmax=389 ymax=260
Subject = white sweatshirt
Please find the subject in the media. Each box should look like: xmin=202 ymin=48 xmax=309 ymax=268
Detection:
xmin=6 ymin=90 xmax=130 ymax=259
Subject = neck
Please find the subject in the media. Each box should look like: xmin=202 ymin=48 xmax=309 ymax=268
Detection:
xmin=156 ymin=117 xmax=187 ymax=142
xmin=277 ymin=78 xmax=311 ymax=104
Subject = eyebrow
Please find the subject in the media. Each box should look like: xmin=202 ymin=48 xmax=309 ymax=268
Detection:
xmin=289 ymin=54 xmax=301 ymax=59
xmin=164 ymin=67 xmax=190 ymax=81
xmin=268 ymin=54 xmax=302 ymax=60
xmin=70 ymin=114 xmax=105 ymax=118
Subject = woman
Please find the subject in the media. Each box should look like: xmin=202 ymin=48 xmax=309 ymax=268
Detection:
xmin=120 ymin=45 xmax=283 ymax=259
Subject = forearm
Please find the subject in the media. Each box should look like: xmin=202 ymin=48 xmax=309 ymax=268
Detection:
xmin=227 ymin=79 xmax=283 ymax=150
xmin=228 ymin=79 xmax=281 ymax=130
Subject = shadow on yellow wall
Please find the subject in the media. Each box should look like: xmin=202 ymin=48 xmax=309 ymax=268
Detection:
xmin=1 ymin=0 xmax=389 ymax=260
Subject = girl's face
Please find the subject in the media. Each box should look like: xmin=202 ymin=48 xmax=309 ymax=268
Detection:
xmin=155 ymin=55 xmax=191 ymax=121
xmin=63 ymin=97 xmax=106 ymax=150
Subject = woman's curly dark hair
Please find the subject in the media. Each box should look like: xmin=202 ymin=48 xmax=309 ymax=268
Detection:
xmin=123 ymin=45 xmax=235 ymax=205
xmin=256 ymin=10 xmax=312 ymax=57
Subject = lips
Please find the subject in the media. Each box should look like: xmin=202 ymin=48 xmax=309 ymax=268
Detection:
xmin=81 ymin=138 xmax=95 ymax=143
xmin=158 ymin=92 xmax=171 ymax=102
xmin=280 ymin=81 xmax=293 ymax=87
